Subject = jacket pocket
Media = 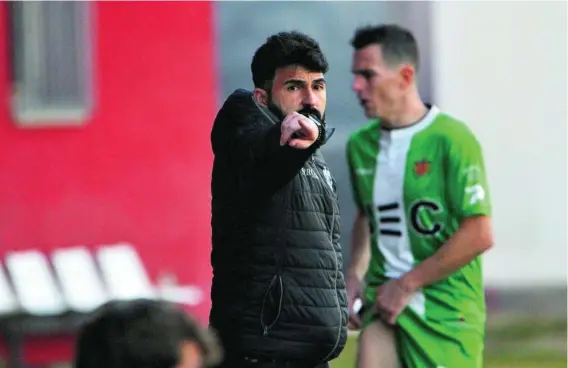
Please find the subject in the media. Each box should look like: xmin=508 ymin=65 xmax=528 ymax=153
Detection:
xmin=260 ymin=274 xmax=283 ymax=336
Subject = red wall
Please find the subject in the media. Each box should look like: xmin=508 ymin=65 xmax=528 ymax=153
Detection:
xmin=0 ymin=1 xmax=217 ymax=364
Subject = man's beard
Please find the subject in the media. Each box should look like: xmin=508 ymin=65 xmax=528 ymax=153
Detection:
xmin=267 ymin=101 xmax=286 ymax=122
xmin=267 ymin=101 xmax=325 ymax=123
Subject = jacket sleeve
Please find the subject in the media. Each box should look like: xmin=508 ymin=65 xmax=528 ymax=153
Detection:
xmin=211 ymin=90 xmax=324 ymax=195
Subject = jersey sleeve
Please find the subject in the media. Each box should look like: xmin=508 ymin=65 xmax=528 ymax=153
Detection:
xmin=447 ymin=131 xmax=492 ymax=220
xmin=346 ymin=136 xmax=364 ymax=212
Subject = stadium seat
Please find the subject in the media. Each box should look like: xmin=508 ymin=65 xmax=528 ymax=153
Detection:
xmin=0 ymin=242 xmax=205 ymax=368
xmin=4 ymin=250 xmax=66 ymax=316
xmin=0 ymin=262 xmax=19 ymax=316
xmin=96 ymin=243 xmax=156 ymax=301
xmin=52 ymin=246 xmax=109 ymax=313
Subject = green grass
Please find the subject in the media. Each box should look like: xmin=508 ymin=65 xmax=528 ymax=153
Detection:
xmin=330 ymin=317 xmax=567 ymax=368
xmin=330 ymin=335 xmax=567 ymax=368
xmin=484 ymin=355 xmax=566 ymax=368
xmin=486 ymin=316 xmax=567 ymax=341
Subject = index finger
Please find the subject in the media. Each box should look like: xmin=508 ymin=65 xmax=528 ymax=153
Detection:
xmin=297 ymin=117 xmax=316 ymax=132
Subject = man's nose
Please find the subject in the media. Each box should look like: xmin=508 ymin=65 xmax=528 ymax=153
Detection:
xmin=352 ymin=78 xmax=362 ymax=92
xmin=302 ymin=89 xmax=317 ymax=106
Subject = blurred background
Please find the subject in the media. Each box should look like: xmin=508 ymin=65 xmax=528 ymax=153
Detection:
xmin=0 ymin=1 xmax=565 ymax=367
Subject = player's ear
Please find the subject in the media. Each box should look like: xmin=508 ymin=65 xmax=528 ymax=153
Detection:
xmin=398 ymin=64 xmax=416 ymax=90
xmin=253 ymin=88 xmax=269 ymax=107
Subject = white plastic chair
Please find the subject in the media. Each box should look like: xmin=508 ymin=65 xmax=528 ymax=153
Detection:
xmin=5 ymin=250 xmax=67 ymax=316
xmin=51 ymin=246 xmax=109 ymax=313
xmin=96 ymin=243 xmax=156 ymax=300
xmin=0 ymin=262 xmax=20 ymax=316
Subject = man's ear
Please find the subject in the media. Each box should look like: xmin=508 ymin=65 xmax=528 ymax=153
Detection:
xmin=253 ymin=88 xmax=269 ymax=107
xmin=398 ymin=64 xmax=416 ymax=90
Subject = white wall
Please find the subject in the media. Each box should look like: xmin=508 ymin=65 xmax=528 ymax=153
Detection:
xmin=429 ymin=1 xmax=567 ymax=287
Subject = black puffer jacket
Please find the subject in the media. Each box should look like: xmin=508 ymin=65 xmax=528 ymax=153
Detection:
xmin=209 ymin=89 xmax=348 ymax=364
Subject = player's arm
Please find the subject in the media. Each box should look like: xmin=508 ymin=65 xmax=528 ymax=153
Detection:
xmin=401 ymin=133 xmax=494 ymax=291
xmin=345 ymin=138 xmax=372 ymax=327
xmin=345 ymin=136 xmax=371 ymax=279
xmin=347 ymin=210 xmax=371 ymax=279
xmin=347 ymin=210 xmax=371 ymax=328
xmin=401 ymin=216 xmax=492 ymax=291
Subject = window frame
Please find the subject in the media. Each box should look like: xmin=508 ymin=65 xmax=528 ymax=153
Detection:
xmin=7 ymin=1 xmax=95 ymax=127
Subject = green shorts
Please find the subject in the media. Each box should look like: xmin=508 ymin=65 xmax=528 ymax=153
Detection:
xmin=363 ymin=306 xmax=485 ymax=368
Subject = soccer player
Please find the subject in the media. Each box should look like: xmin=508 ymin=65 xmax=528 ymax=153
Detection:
xmin=345 ymin=24 xmax=494 ymax=368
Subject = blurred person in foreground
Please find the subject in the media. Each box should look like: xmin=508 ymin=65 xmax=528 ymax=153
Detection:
xmin=210 ymin=31 xmax=348 ymax=367
xmin=74 ymin=299 xmax=222 ymax=368
xmin=345 ymin=24 xmax=494 ymax=368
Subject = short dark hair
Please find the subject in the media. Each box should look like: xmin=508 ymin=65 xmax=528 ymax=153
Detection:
xmin=74 ymin=299 xmax=222 ymax=368
xmin=251 ymin=31 xmax=329 ymax=89
xmin=351 ymin=24 xmax=419 ymax=71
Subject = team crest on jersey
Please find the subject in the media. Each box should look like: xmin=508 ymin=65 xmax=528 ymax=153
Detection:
xmin=414 ymin=159 xmax=431 ymax=176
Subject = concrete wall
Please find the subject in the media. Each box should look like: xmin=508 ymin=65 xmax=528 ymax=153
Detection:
xmin=430 ymin=1 xmax=567 ymax=287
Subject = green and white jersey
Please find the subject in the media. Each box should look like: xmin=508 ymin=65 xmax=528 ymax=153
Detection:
xmin=346 ymin=106 xmax=491 ymax=325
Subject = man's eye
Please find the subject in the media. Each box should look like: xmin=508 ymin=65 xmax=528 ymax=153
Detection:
xmin=287 ymin=85 xmax=299 ymax=91
xmin=313 ymin=84 xmax=325 ymax=91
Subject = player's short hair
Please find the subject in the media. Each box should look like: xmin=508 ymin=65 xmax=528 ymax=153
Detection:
xmin=251 ymin=31 xmax=329 ymax=89
xmin=74 ymin=299 xmax=222 ymax=368
xmin=351 ymin=24 xmax=419 ymax=71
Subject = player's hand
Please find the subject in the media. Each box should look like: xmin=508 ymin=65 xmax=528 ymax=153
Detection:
xmin=279 ymin=112 xmax=319 ymax=149
xmin=372 ymin=278 xmax=415 ymax=325
xmin=346 ymin=273 xmax=364 ymax=330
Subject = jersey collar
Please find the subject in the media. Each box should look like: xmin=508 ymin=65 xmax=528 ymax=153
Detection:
xmin=381 ymin=105 xmax=440 ymax=139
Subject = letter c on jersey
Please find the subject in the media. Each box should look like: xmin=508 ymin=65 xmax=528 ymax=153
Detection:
xmin=410 ymin=200 xmax=443 ymax=235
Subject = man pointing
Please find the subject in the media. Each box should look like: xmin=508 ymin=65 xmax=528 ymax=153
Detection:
xmin=209 ymin=31 xmax=348 ymax=368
